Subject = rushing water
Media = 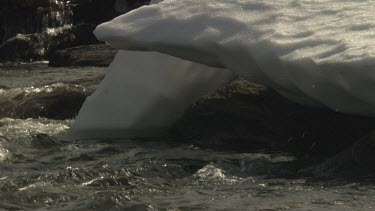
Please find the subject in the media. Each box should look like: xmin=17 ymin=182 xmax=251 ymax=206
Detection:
xmin=0 ymin=63 xmax=375 ymax=210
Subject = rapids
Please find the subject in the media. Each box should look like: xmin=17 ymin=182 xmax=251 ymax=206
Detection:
xmin=0 ymin=63 xmax=375 ymax=210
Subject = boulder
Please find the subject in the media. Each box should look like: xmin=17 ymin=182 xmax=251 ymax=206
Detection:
xmin=48 ymin=44 xmax=118 ymax=67
xmin=0 ymin=83 xmax=89 ymax=120
xmin=171 ymin=80 xmax=375 ymax=157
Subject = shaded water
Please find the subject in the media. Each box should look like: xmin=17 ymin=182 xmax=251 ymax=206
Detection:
xmin=0 ymin=63 xmax=375 ymax=210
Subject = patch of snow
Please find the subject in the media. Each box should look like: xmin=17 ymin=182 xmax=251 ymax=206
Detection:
xmin=94 ymin=0 xmax=375 ymax=115
xmin=69 ymin=0 xmax=375 ymax=138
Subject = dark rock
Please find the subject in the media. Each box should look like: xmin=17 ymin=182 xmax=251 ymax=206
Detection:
xmin=49 ymin=44 xmax=118 ymax=67
xmin=71 ymin=0 xmax=150 ymax=25
xmin=71 ymin=23 xmax=99 ymax=46
xmin=170 ymin=79 xmax=375 ymax=157
xmin=306 ymin=131 xmax=375 ymax=178
xmin=0 ymin=0 xmax=56 ymax=8
xmin=0 ymin=83 xmax=90 ymax=120
xmin=71 ymin=0 xmax=118 ymax=25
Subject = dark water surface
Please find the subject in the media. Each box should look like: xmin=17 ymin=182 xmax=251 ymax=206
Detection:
xmin=0 ymin=63 xmax=375 ymax=210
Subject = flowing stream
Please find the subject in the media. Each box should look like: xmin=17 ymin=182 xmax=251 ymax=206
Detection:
xmin=0 ymin=63 xmax=375 ymax=210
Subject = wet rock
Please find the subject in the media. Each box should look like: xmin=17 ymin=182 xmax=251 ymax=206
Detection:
xmin=171 ymin=79 xmax=375 ymax=157
xmin=0 ymin=26 xmax=74 ymax=62
xmin=49 ymin=44 xmax=118 ymax=67
xmin=0 ymin=24 xmax=98 ymax=62
xmin=0 ymin=0 xmax=150 ymax=62
xmin=0 ymin=83 xmax=90 ymax=120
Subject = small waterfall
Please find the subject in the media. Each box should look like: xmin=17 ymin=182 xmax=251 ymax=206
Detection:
xmin=0 ymin=0 xmax=73 ymax=44
xmin=41 ymin=0 xmax=73 ymax=29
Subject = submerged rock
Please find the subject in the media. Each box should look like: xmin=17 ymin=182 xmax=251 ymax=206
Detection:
xmin=49 ymin=44 xmax=117 ymax=67
xmin=0 ymin=83 xmax=89 ymax=120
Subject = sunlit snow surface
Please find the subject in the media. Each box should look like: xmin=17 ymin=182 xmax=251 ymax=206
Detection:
xmin=71 ymin=0 xmax=375 ymax=137
xmin=96 ymin=0 xmax=375 ymax=112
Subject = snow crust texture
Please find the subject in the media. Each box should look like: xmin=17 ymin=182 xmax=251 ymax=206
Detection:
xmin=95 ymin=0 xmax=375 ymax=115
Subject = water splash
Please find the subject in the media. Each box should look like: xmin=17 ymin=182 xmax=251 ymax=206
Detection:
xmin=42 ymin=1 xmax=73 ymax=29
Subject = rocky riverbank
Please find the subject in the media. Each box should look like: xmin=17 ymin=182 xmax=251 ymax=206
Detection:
xmin=0 ymin=0 xmax=150 ymax=64
xmin=0 ymin=0 xmax=72 ymax=44
xmin=0 ymin=24 xmax=98 ymax=62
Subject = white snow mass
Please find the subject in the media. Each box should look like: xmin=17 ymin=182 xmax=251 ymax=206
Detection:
xmin=68 ymin=0 xmax=375 ymax=139
xmin=68 ymin=50 xmax=234 ymax=139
